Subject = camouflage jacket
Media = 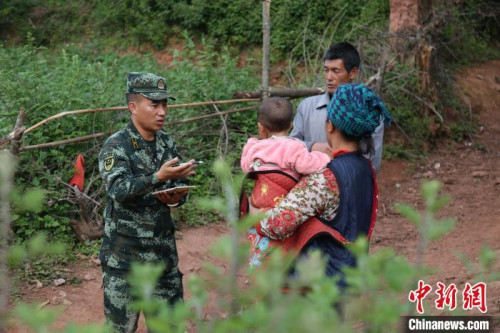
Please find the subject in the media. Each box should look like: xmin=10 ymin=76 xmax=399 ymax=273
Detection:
xmin=98 ymin=121 xmax=187 ymax=270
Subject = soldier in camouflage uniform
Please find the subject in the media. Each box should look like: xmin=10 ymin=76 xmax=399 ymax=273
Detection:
xmin=98 ymin=72 xmax=197 ymax=332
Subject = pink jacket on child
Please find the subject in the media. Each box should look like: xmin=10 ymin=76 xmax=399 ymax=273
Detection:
xmin=240 ymin=136 xmax=331 ymax=179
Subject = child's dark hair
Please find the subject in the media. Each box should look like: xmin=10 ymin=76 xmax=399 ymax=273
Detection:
xmin=257 ymin=97 xmax=293 ymax=132
xmin=323 ymin=42 xmax=360 ymax=72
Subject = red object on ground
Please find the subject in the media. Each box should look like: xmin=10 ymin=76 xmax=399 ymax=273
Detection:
xmin=70 ymin=154 xmax=85 ymax=191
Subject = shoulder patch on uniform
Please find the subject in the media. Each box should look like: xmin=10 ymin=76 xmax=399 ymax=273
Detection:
xmin=131 ymin=138 xmax=139 ymax=149
xmin=104 ymin=153 xmax=114 ymax=171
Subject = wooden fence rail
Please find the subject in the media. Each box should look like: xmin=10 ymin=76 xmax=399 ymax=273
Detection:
xmin=0 ymin=98 xmax=262 ymax=151
xmin=24 ymin=98 xmax=260 ymax=134
xmin=19 ymin=105 xmax=259 ymax=151
xmin=2 ymin=88 xmax=332 ymax=152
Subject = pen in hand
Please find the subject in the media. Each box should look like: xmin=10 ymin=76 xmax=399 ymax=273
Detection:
xmin=172 ymin=161 xmax=204 ymax=167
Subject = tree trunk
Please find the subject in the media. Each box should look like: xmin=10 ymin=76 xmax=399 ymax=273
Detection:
xmin=389 ymin=0 xmax=433 ymax=54
xmin=390 ymin=0 xmax=440 ymax=132
xmin=262 ymin=0 xmax=271 ymax=99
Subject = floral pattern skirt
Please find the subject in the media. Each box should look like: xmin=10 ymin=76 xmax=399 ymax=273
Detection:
xmin=247 ymin=227 xmax=274 ymax=272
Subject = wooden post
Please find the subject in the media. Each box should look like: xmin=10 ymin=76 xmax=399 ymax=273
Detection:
xmin=262 ymin=0 xmax=271 ymax=99
xmin=9 ymin=109 xmax=26 ymax=157
xmin=0 ymin=109 xmax=26 ymax=150
xmin=374 ymin=48 xmax=389 ymax=95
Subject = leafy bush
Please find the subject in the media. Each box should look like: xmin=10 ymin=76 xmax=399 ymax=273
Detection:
xmin=271 ymin=0 xmax=389 ymax=57
xmin=0 ymin=0 xmax=91 ymax=46
xmin=16 ymin=163 xmax=497 ymax=333
xmin=1 ymin=0 xmax=497 ymax=63
xmin=169 ymin=0 xmax=262 ymax=46
xmin=1 ymin=35 xmax=260 ymax=242
xmin=3 ymin=155 xmax=499 ymax=332
xmin=90 ymin=0 xmax=172 ymax=49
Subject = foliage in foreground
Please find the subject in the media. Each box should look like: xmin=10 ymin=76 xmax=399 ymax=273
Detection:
xmin=3 ymin=158 xmax=497 ymax=332
xmin=0 ymin=35 xmax=260 ymax=244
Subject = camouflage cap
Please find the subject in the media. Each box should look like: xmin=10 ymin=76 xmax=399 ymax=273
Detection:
xmin=126 ymin=72 xmax=175 ymax=101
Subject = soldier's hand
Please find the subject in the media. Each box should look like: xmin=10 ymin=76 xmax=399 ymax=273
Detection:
xmin=311 ymin=142 xmax=333 ymax=157
xmin=156 ymin=157 xmax=197 ymax=182
xmin=155 ymin=189 xmax=189 ymax=205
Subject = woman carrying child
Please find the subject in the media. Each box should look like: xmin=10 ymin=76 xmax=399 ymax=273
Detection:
xmin=251 ymin=83 xmax=392 ymax=290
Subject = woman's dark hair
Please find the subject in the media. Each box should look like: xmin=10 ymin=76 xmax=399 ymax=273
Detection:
xmin=342 ymin=131 xmax=374 ymax=155
xmin=257 ymin=97 xmax=293 ymax=132
xmin=327 ymin=119 xmax=374 ymax=155
xmin=323 ymin=42 xmax=360 ymax=73
xmin=358 ymin=136 xmax=374 ymax=155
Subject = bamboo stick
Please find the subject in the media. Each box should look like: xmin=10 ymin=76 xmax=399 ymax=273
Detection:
xmin=19 ymin=105 xmax=258 ymax=151
xmin=23 ymin=98 xmax=260 ymax=134
xmin=20 ymin=132 xmax=111 ymax=152
xmin=165 ymin=105 xmax=257 ymax=126
xmin=24 ymin=107 xmax=127 ymax=134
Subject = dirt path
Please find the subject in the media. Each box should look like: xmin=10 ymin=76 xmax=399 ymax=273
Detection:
xmin=7 ymin=61 xmax=500 ymax=332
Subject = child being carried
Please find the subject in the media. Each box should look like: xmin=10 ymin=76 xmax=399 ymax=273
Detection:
xmin=240 ymin=97 xmax=331 ymax=271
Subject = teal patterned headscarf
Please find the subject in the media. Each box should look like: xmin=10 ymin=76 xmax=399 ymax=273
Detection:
xmin=327 ymin=83 xmax=392 ymax=138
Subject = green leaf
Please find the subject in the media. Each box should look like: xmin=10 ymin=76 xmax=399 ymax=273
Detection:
xmin=197 ymin=197 xmax=227 ymax=213
xmin=421 ymin=180 xmax=442 ymax=205
xmin=208 ymin=235 xmax=232 ymax=258
xmin=479 ymin=245 xmax=496 ymax=271
xmin=429 ymin=195 xmax=450 ymax=213
xmin=14 ymin=303 xmax=61 ymax=330
xmin=345 ymin=236 xmax=369 ymax=258
xmin=394 ymin=203 xmax=421 ymax=226
xmin=21 ymin=188 xmax=46 ymax=212
xmin=290 ymin=250 xmax=328 ymax=288
xmin=128 ymin=262 xmax=165 ymax=301
xmin=384 ymin=256 xmax=415 ymax=291
xmin=238 ymin=212 xmax=264 ymax=232
xmin=427 ymin=217 xmax=456 ymax=240
xmin=7 ymin=244 xmax=28 ymax=267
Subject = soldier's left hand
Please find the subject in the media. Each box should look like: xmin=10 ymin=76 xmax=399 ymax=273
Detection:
xmin=156 ymin=157 xmax=197 ymax=181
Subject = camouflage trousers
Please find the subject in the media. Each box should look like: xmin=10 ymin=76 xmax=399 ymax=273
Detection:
xmin=102 ymin=239 xmax=183 ymax=332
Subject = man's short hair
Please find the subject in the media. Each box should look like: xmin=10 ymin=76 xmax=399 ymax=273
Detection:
xmin=257 ymin=97 xmax=293 ymax=132
xmin=126 ymin=93 xmax=141 ymax=105
xmin=323 ymin=42 xmax=360 ymax=72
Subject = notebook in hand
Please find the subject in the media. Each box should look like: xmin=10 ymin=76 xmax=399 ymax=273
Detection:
xmin=152 ymin=185 xmax=196 ymax=195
